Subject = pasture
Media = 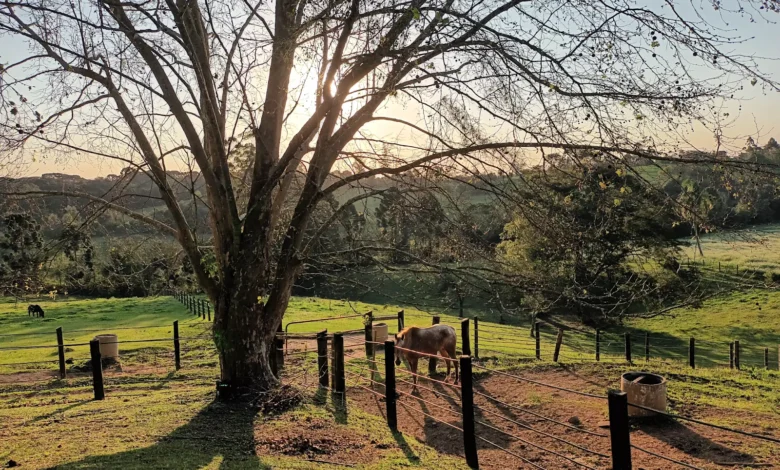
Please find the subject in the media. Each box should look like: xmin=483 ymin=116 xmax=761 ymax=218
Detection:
xmin=1 ymin=294 xmax=779 ymax=468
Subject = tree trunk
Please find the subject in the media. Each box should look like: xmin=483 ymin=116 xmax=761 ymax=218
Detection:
xmin=213 ymin=291 xmax=280 ymax=392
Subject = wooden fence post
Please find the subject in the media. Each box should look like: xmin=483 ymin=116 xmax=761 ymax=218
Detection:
xmin=397 ymin=310 xmax=405 ymax=333
xmin=333 ymin=333 xmax=345 ymax=395
xmin=461 ymin=318 xmax=471 ymax=356
xmin=735 ymin=340 xmax=740 ymax=370
xmin=385 ymin=340 xmax=397 ymax=430
xmin=317 ymin=330 xmax=329 ymax=389
xmin=274 ymin=324 xmax=285 ymax=376
xmin=429 ymin=316 xmax=440 ymax=375
xmin=460 ymin=355 xmax=479 ymax=469
xmin=207 ymin=303 xmax=211 ymax=322
xmin=364 ymin=311 xmax=374 ymax=360
xmin=173 ymin=321 xmax=181 ymax=370
xmin=473 ymin=317 xmax=479 ymax=359
xmin=689 ymin=337 xmax=695 ymax=369
xmin=765 ymin=347 xmax=769 ymax=370
xmin=729 ymin=342 xmax=735 ymax=369
xmin=553 ymin=328 xmax=563 ymax=362
xmin=625 ymin=332 xmax=632 ymax=363
xmin=596 ymin=330 xmax=600 ymax=362
xmin=608 ymin=390 xmax=632 ymax=470
xmin=56 ymin=327 xmax=66 ymax=379
xmin=200 ymin=300 xmax=205 ymax=319
xmin=89 ymin=339 xmax=105 ymax=400
xmin=535 ymin=322 xmax=541 ymax=360
xmin=644 ymin=333 xmax=650 ymax=362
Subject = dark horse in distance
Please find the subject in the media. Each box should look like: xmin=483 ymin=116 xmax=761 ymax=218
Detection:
xmin=28 ymin=304 xmax=45 ymax=318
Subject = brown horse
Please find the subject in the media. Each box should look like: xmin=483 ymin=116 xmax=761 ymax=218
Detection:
xmin=395 ymin=324 xmax=459 ymax=386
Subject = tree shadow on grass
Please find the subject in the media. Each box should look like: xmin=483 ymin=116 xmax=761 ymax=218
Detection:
xmin=48 ymin=401 xmax=267 ymax=470
xmin=639 ymin=418 xmax=756 ymax=466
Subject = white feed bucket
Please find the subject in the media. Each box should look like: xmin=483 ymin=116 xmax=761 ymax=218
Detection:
xmin=372 ymin=323 xmax=389 ymax=344
xmin=93 ymin=334 xmax=119 ymax=359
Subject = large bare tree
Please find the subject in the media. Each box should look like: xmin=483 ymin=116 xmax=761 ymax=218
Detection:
xmin=0 ymin=0 xmax=777 ymax=389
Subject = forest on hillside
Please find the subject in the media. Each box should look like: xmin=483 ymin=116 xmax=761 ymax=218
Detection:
xmin=2 ymin=138 xmax=780 ymax=324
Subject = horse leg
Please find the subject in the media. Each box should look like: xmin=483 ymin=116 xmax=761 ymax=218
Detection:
xmin=410 ymin=357 xmax=418 ymax=392
xmin=439 ymin=349 xmax=452 ymax=383
xmin=448 ymin=344 xmax=459 ymax=384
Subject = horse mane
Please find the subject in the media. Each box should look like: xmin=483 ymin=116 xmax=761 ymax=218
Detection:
xmin=397 ymin=326 xmax=418 ymax=340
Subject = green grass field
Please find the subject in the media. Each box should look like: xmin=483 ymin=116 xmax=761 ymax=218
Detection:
xmin=2 ymin=293 xmax=780 ymax=469
xmin=681 ymin=223 xmax=780 ymax=274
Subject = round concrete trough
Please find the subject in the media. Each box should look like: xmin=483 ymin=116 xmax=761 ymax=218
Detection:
xmin=93 ymin=334 xmax=119 ymax=359
xmin=372 ymin=323 xmax=389 ymax=344
xmin=620 ymin=371 xmax=667 ymax=417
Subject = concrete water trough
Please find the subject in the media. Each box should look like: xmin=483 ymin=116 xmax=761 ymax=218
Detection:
xmin=620 ymin=371 xmax=667 ymax=417
xmin=93 ymin=334 xmax=119 ymax=359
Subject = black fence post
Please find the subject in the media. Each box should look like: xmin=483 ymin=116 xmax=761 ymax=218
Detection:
xmin=385 ymin=339 xmax=397 ymax=431
xmin=317 ymin=330 xmax=329 ymax=389
xmin=729 ymin=342 xmax=735 ymax=369
xmin=608 ymin=390 xmax=632 ymax=470
xmin=461 ymin=318 xmax=471 ymax=356
xmin=200 ymin=300 xmax=205 ymax=319
xmin=173 ymin=321 xmax=181 ymax=370
xmin=625 ymin=332 xmax=632 ymax=363
xmin=689 ymin=337 xmax=695 ymax=369
xmin=596 ymin=330 xmax=600 ymax=362
xmin=460 ymin=355 xmax=479 ymax=469
xmin=473 ymin=317 xmax=479 ymax=359
xmin=765 ymin=347 xmax=769 ymax=370
xmin=397 ymin=310 xmax=405 ymax=333
xmin=207 ymin=303 xmax=211 ymax=322
xmin=89 ymin=339 xmax=105 ymax=400
xmin=429 ymin=316 xmax=440 ymax=375
xmin=535 ymin=322 xmax=541 ymax=360
xmin=365 ymin=311 xmax=374 ymax=360
xmin=334 ymin=333 xmax=345 ymax=396
xmin=644 ymin=333 xmax=650 ymax=362
xmin=56 ymin=327 xmax=66 ymax=379
xmin=274 ymin=324 xmax=285 ymax=376
xmin=553 ymin=328 xmax=563 ymax=362
xmin=735 ymin=340 xmax=741 ymax=370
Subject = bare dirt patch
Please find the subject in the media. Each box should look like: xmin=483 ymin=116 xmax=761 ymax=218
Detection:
xmin=347 ymin=366 xmax=780 ymax=469
xmin=254 ymin=414 xmax=378 ymax=467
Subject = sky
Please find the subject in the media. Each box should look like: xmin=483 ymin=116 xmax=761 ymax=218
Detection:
xmin=0 ymin=1 xmax=778 ymax=179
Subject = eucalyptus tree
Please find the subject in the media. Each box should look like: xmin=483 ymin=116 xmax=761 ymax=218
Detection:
xmin=0 ymin=0 xmax=777 ymax=389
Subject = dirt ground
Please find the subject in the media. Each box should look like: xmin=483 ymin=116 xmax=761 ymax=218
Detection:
xmin=346 ymin=367 xmax=780 ymax=470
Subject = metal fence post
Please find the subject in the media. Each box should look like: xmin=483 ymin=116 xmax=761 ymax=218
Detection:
xmin=460 ymin=355 xmax=479 ymax=469
xmin=317 ymin=330 xmax=329 ymax=389
xmin=608 ymin=390 xmax=632 ymax=470
xmin=89 ymin=339 xmax=105 ymax=400
xmin=385 ymin=340 xmax=397 ymax=430
xmin=429 ymin=316 xmax=440 ymax=375
xmin=461 ymin=318 xmax=471 ymax=356
xmin=173 ymin=321 xmax=181 ymax=370
xmin=56 ymin=327 xmax=66 ymax=379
